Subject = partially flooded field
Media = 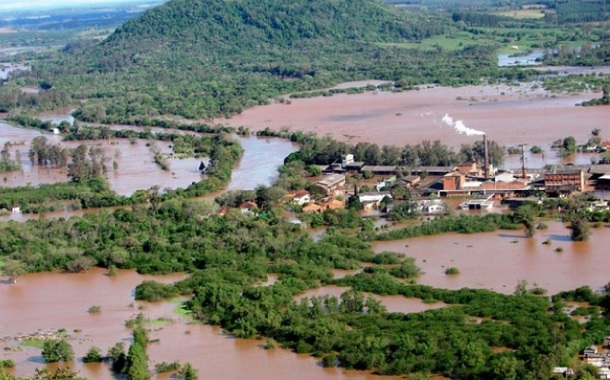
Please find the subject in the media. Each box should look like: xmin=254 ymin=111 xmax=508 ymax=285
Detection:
xmin=373 ymin=220 xmax=610 ymax=295
xmin=0 ymin=269 xmax=401 ymax=380
xmin=217 ymin=82 xmax=609 ymax=168
xmin=0 ymin=121 xmax=296 ymax=196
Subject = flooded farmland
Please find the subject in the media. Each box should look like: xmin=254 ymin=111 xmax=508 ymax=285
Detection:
xmin=0 ymin=269 xmax=401 ymax=380
xmin=373 ymin=220 xmax=610 ymax=295
xmin=0 ymin=121 xmax=296 ymax=196
xmin=216 ymin=82 xmax=609 ymax=170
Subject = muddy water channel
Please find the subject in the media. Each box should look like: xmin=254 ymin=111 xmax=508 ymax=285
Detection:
xmin=0 ymin=269 xmax=398 ymax=380
xmin=0 ymin=120 xmax=296 ymax=196
xmin=373 ymin=220 xmax=610 ymax=295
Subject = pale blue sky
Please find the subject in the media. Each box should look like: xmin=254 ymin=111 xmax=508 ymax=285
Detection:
xmin=0 ymin=0 xmax=161 ymax=12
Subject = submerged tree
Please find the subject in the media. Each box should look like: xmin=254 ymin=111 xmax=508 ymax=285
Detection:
xmin=568 ymin=218 xmax=591 ymax=241
xmin=1 ymin=260 xmax=25 ymax=284
xmin=511 ymin=204 xmax=537 ymax=237
xmin=41 ymin=339 xmax=74 ymax=363
xmin=178 ymin=363 xmax=198 ymax=380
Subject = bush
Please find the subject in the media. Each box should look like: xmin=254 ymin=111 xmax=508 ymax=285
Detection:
xmin=155 ymin=361 xmax=181 ymax=373
xmin=322 ymin=354 xmax=338 ymax=368
xmin=42 ymin=339 xmax=74 ymax=362
xmin=88 ymin=305 xmax=101 ymax=313
xmin=444 ymin=267 xmax=460 ymax=275
xmin=83 ymin=346 xmax=103 ymax=363
xmin=135 ymin=280 xmax=179 ymax=302
xmin=0 ymin=359 xmax=15 ymax=368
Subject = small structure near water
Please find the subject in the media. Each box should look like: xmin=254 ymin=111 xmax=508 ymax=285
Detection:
xmin=459 ymin=194 xmax=494 ymax=210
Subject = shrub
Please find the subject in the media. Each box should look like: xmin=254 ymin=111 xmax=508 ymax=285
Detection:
xmin=42 ymin=339 xmax=74 ymax=362
xmin=155 ymin=361 xmax=181 ymax=373
xmin=444 ymin=267 xmax=460 ymax=275
xmin=0 ymin=359 xmax=15 ymax=368
xmin=135 ymin=280 xmax=179 ymax=302
xmin=88 ymin=305 xmax=101 ymax=313
xmin=83 ymin=346 xmax=103 ymax=363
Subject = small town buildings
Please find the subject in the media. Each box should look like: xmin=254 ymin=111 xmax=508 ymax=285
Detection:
xmin=358 ymin=191 xmax=392 ymax=204
xmin=361 ymin=165 xmax=402 ymax=176
xmin=589 ymin=200 xmax=609 ymax=212
xmin=455 ymin=161 xmax=481 ymax=176
xmin=442 ymin=172 xmax=464 ymax=192
xmin=375 ymin=176 xmax=396 ymax=191
xmin=320 ymin=198 xmax=345 ymax=211
xmin=359 ymin=192 xmax=392 ymax=210
xmin=396 ymin=175 xmax=421 ymax=189
xmin=239 ymin=201 xmax=258 ymax=214
xmin=588 ymin=165 xmax=610 ymax=191
xmin=460 ymin=195 xmax=494 ymax=210
xmin=292 ymin=190 xmax=311 ymax=205
xmin=341 ymin=154 xmax=354 ymax=167
xmin=417 ymin=199 xmax=446 ymax=214
xmin=313 ymin=174 xmax=346 ymax=195
xmin=412 ymin=166 xmax=454 ymax=176
xmin=552 ymin=367 xmax=576 ymax=378
xmin=582 ymin=345 xmax=597 ymax=356
xmin=544 ymin=168 xmax=586 ymax=193
xmin=301 ymin=198 xmax=345 ymax=213
xmin=325 ymin=154 xmax=365 ymax=173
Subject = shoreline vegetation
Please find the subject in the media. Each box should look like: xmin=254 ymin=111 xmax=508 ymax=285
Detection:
xmin=2 ymin=0 xmax=610 ymax=379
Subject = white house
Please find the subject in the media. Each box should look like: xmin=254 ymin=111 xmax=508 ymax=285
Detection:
xmin=359 ymin=192 xmax=392 ymax=203
xmin=292 ymin=190 xmax=311 ymax=205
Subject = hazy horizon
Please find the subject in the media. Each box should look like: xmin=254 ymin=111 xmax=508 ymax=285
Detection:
xmin=0 ymin=0 xmax=165 ymax=12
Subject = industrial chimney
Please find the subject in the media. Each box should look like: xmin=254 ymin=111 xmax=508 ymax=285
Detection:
xmin=483 ymin=134 xmax=489 ymax=179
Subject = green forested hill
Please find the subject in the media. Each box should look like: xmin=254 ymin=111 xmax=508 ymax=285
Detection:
xmin=26 ymin=0 xmax=499 ymax=121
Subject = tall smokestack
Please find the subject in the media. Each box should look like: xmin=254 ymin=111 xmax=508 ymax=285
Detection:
xmin=483 ymin=134 xmax=489 ymax=179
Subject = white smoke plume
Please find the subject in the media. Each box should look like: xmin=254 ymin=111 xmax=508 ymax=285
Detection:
xmin=441 ymin=113 xmax=485 ymax=136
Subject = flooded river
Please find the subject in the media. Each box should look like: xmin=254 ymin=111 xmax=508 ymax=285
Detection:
xmin=0 ymin=268 xmax=399 ymax=380
xmin=373 ymin=220 xmax=610 ymax=295
xmin=0 ymin=121 xmax=296 ymax=196
xmin=217 ymin=82 xmax=609 ymax=169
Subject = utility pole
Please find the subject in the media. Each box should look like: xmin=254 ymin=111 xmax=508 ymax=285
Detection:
xmin=520 ymin=144 xmax=527 ymax=181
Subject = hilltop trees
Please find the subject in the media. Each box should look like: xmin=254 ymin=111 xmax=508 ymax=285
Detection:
xmin=3 ymin=0 xmax=499 ymax=122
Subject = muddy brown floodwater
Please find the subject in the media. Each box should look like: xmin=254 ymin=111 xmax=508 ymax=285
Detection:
xmin=373 ymin=220 xmax=610 ymax=295
xmin=0 ymin=121 xmax=296 ymax=196
xmin=217 ymin=82 xmax=610 ymax=167
xmin=0 ymin=269 xmax=400 ymax=380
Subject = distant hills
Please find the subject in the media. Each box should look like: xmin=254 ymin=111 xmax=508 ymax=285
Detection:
xmin=36 ymin=0 xmax=498 ymax=121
